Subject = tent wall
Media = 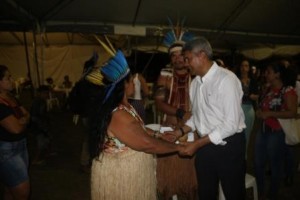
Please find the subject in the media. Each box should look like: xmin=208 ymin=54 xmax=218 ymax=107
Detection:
xmin=0 ymin=45 xmax=110 ymax=88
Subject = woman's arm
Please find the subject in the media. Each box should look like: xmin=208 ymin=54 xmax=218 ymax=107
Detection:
xmin=0 ymin=114 xmax=28 ymax=134
xmin=258 ymin=92 xmax=298 ymax=119
xmin=109 ymin=109 xmax=182 ymax=154
xmin=20 ymin=106 xmax=30 ymax=125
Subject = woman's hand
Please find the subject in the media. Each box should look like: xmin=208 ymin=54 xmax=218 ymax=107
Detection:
xmin=178 ymin=141 xmax=198 ymax=156
xmin=160 ymin=131 xmax=178 ymax=142
xmin=256 ymin=109 xmax=271 ymax=119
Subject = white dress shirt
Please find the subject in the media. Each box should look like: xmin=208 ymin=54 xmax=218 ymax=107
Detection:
xmin=185 ymin=62 xmax=246 ymax=145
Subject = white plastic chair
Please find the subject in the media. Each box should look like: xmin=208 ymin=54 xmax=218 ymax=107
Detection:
xmin=46 ymin=91 xmax=60 ymax=111
xmin=73 ymin=114 xmax=80 ymax=125
xmin=218 ymin=173 xmax=258 ymax=200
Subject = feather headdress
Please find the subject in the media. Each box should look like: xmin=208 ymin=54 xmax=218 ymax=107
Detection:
xmin=93 ymin=35 xmax=130 ymax=103
xmin=163 ymin=16 xmax=194 ymax=54
xmin=83 ymin=51 xmax=102 ymax=85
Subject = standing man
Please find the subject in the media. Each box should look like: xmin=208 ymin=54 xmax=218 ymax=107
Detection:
xmin=155 ymin=41 xmax=197 ymax=199
xmin=171 ymin=37 xmax=246 ymax=200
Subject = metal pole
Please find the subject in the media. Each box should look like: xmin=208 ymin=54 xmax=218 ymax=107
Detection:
xmin=23 ymin=31 xmax=34 ymax=96
xmin=32 ymin=31 xmax=41 ymax=86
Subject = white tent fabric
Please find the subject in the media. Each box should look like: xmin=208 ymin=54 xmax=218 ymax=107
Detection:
xmin=240 ymin=45 xmax=300 ymax=60
xmin=0 ymin=45 xmax=110 ymax=87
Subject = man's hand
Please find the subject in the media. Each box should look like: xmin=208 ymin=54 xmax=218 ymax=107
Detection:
xmin=179 ymin=136 xmax=211 ymax=156
xmin=179 ymin=141 xmax=199 ymax=156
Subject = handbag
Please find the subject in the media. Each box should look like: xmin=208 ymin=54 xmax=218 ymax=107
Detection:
xmin=278 ymin=108 xmax=300 ymax=145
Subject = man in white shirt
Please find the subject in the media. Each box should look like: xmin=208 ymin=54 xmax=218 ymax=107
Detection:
xmin=167 ymin=37 xmax=246 ymax=200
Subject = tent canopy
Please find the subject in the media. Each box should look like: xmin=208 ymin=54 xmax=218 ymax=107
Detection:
xmin=0 ymin=0 xmax=300 ymax=51
xmin=0 ymin=0 xmax=300 ymax=87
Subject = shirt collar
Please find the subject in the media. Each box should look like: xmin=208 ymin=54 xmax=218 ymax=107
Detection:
xmin=196 ymin=61 xmax=218 ymax=83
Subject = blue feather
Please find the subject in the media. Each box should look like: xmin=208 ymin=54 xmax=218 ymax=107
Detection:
xmin=114 ymin=50 xmax=128 ymax=72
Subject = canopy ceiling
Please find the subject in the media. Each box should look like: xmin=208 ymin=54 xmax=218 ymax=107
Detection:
xmin=0 ymin=0 xmax=300 ymax=54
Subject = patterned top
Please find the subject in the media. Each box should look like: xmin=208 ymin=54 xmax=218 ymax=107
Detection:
xmin=103 ymin=104 xmax=144 ymax=154
xmin=259 ymin=86 xmax=297 ymax=130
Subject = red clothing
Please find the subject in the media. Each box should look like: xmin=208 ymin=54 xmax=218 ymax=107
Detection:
xmin=260 ymin=86 xmax=297 ymax=130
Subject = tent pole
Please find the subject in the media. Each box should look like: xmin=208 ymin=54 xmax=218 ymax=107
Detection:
xmin=23 ymin=31 xmax=34 ymax=96
xmin=32 ymin=31 xmax=41 ymax=87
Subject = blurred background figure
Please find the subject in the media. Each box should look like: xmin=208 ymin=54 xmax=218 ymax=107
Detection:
xmin=62 ymin=75 xmax=72 ymax=89
xmin=128 ymin=72 xmax=149 ymax=122
xmin=30 ymin=85 xmax=54 ymax=165
xmin=45 ymin=77 xmax=55 ymax=89
xmin=254 ymin=62 xmax=298 ymax=200
xmin=237 ymin=59 xmax=259 ymax=152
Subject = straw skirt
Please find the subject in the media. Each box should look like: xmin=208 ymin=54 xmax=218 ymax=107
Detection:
xmin=91 ymin=149 xmax=157 ymax=200
xmin=157 ymin=154 xmax=198 ymax=199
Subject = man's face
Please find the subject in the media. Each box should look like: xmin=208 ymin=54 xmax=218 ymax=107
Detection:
xmin=170 ymin=50 xmax=185 ymax=70
xmin=183 ymin=50 xmax=200 ymax=75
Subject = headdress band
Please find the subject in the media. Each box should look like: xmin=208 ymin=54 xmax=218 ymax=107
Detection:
xmin=169 ymin=46 xmax=183 ymax=54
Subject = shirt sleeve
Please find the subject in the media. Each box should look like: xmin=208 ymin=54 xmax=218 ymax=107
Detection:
xmin=209 ymin=74 xmax=244 ymax=145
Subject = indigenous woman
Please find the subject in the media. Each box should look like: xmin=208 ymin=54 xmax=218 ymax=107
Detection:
xmin=87 ymin=40 xmax=183 ymax=200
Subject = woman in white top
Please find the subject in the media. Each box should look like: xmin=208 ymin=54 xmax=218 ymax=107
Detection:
xmin=128 ymin=73 xmax=149 ymax=121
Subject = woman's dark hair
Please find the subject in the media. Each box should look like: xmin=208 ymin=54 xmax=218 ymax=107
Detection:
xmin=0 ymin=65 xmax=8 ymax=80
xmin=89 ymin=73 xmax=131 ymax=158
xmin=267 ymin=62 xmax=297 ymax=87
xmin=236 ymin=59 xmax=252 ymax=79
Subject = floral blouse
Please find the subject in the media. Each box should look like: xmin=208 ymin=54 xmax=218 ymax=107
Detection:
xmin=259 ymin=86 xmax=297 ymax=130
xmin=103 ymin=104 xmax=144 ymax=154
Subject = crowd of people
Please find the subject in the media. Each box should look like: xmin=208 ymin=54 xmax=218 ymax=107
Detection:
xmin=0 ymin=34 xmax=299 ymax=200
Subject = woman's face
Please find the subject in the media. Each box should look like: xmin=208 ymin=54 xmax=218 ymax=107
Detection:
xmin=125 ymin=76 xmax=134 ymax=98
xmin=0 ymin=70 xmax=13 ymax=92
xmin=265 ymin=66 xmax=279 ymax=84
xmin=240 ymin=60 xmax=250 ymax=74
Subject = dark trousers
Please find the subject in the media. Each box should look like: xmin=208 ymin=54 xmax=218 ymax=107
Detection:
xmin=254 ymin=128 xmax=285 ymax=200
xmin=195 ymin=132 xmax=246 ymax=200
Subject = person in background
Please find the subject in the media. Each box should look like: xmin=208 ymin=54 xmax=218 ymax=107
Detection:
xmin=86 ymin=45 xmax=183 ymax=200
xmin=128 ymin=72 xmax=149 ymax=122
xmin=30 ymin=85 xmax=52 ymax=165
xmin=237 ymin=59 xmax=259 ymax=152
xmin=282 ymin=64 xmax=300 ymax=187
xmin=62 ymin=75 xmax=72 ymax=89
xmin=0 ymin=65 xmax=30 ymax=200
xmin=254 ymin=62 xmax=297 ymax=200
xmin=297 ymin=71 xmax=300 ymax=173
xmin=69 ymin=52 xmax=99 ymax=173
xmin=45 ymin=77 xmax=55 ymax=89
xmin=166 ymin=37 xmax=246 ymax=200
xmin=154 ymin=32 xmax=197 ymax=199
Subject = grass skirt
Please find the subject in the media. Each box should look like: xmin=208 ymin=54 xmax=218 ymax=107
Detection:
xmin=91 ymin=149 xmax=157 ymax=200
xmin=157 ymin=153 xmax=198 ymax=199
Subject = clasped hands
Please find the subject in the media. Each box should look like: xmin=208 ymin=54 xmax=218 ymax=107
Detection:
xmin=161 ymin=129 xmax=198 ymax=156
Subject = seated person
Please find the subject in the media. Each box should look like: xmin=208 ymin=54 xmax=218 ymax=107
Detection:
xmin=62 ymin=75 xmax=73 ymax=89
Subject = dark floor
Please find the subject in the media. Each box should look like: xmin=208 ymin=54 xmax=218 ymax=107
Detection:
xmin=1 ymin=89 xmax=300 ymax=200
